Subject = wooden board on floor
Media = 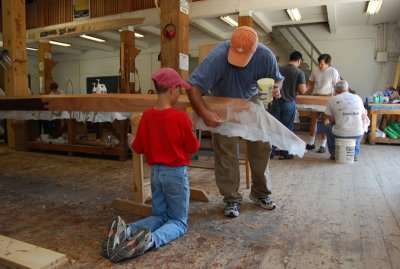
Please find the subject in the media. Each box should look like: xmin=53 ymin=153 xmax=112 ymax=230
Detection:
xmin=0 ymin=235 xmax=68 ymax=269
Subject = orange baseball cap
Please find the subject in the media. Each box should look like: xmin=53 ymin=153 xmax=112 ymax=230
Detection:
xmin=228 ymin=26 xmax=258 ymax=67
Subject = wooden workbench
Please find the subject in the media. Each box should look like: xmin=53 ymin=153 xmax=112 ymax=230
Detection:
xmin=368 ymin=103 xmax=400 ymax=145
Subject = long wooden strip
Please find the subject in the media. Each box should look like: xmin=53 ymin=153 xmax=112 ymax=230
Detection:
xmin=0 ymin=94 xmax=251 ymax=114
xmin=0 ymin=95 xmax=330 ymax=112
xmin=0 ymin=235 xmax=68 ymax=269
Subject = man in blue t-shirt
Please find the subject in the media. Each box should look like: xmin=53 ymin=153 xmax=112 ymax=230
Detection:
xmin=187 ymin=26 xmax=284 ymax=218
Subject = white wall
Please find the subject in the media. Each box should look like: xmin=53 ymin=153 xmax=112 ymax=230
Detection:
xmin=299 ymin=24 xmax=399 ymax=99
xmin=28 ymin=23 xmax=400 ymax=100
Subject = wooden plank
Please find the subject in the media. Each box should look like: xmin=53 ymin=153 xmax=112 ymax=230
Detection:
xmin=190 ymin=187 xmax=209 ymax=202
xmin=373 ymin=137 xmax=400 ymax=145
xmin=130 ymin=113 xmax=145 ymax=203
xmin=111 ymin=198 xmax=152 ymax=217
xmin=0 ymin=95 xmax=252 ymax=116
xmin=0 ymin=235 xmax=68 ymax=269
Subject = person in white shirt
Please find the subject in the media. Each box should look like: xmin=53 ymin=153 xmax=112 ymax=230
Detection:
xmin=324 ymin=80 xmax=367 ymax=160
xmin=0 ymin=88 xmax=5 ymax=97
xmin=306 ymin=54 xmax=340 ymax=153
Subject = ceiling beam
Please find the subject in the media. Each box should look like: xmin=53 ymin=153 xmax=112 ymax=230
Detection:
xmin=96 ymin=31 xmax=150 ymax=49
xmin=189 ymin=0 xmax=367 ymax=19
xmin=27 ymin=17 xmax=145 ymax=40
xmin=50 ymin=46 xmax=83 ymax=56
xmin=138 ymin=26 xmax=161 ymax=36
xmin=191 ymin=19 xmax=229 ymax=40
xmin=326 ymin=4 xmax=337 ymax=34
xmin=252 ymin=11 xmax=273 ymax=33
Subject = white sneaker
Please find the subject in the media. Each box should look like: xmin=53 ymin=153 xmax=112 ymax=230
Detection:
xmin=249 ymin=194 xmax=276 ymax=210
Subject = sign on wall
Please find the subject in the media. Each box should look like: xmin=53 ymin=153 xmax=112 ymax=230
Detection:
xmin=73 ymin=0 xmax=90 ymax=21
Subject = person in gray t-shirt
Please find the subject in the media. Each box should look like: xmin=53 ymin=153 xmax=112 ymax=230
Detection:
xmin=270 ymin=51 xmax=306 ymax=159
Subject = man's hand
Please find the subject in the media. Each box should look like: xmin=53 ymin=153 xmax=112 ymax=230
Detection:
xmin=272 ymin=84 xmax=281 ymax=99
xmin=202 ymin=110 xmax=224 ymax=127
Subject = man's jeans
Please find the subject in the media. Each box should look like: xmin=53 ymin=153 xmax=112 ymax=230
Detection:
xmin=269 ymin=99 xmax=296 ymax=156
xmin=324 ymin=123 xmax=362 ymax=156
xmin=127 ymin=164 xmax=189 ymax=249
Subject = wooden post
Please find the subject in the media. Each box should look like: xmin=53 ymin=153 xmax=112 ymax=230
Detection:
xmin=120 ymin=26 xmax=140 ymax=94
xmin=238 ymin=11 xmax=254 ymax=27
xmin=160 ymin=0 xmax=189 ymax=81
xmin=1 ymin=0 xmax=29 ymax=150
xmin=38 ymin=40 xmax=57 ymax=95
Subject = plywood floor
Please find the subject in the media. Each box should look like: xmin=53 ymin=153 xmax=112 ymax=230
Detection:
xmin=0 ymin=134 xmax=399 ymax=269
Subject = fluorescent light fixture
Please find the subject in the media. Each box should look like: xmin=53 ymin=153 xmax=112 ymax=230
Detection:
xmin=49 ymin=40 xmax=71 ymax=47
xmin=220 ymin=16 xmax=238 ymax=27
xmin=367 ymin=0 xmax=382 ymax=15
xmin=26 ymin=47 xmax=38 ymax=51
xmin=79 ymin=34 xmax=106 ymax=43
xmin=287 ymin=8 xmax=302 ymax=21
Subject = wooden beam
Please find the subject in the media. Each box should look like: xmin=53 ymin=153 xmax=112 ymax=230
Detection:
xmin=38 ymin=40 xmax=57 ymax=95
xmin=1 ymin=0 xmax=29 ymax=150
xmin=0 ymin=94 xmax=252 ymax=116
xmin=120 ymin=27 xmax=139 ymax=93
xmin=238 ymin=11 xmax=254 ymax=27
xmin=1 ymin=0 xmax=29 ymax=96
xmin=27 ymin=18 xmax=145 ymax=40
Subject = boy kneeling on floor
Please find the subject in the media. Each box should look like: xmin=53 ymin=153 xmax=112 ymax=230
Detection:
xmin=101 ymin=67 xmax=199 ymax=263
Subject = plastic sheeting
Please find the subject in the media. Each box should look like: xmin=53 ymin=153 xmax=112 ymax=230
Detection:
xmin=0 ymin=111 xmax=130 ymax=122
xmin=0 ymin=104 xmax=307 ymax=157
xmin=195 ymin=102 xmax=306 ymax=157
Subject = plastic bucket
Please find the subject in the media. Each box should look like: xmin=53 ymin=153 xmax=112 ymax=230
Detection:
xmin=335 ymin=138 xmax=355 ymax=164
xmin=257 ymin=78 xmax=274 ymax=103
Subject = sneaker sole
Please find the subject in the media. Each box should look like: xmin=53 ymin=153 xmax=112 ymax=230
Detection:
xmin=249 ymin=195 xmax=277 ymax=210
xmin=101 ymin=217 xmax=125 ymax=258
xmin=225 ymin=210 xmax=239 ymax=218
xmin=110 ymin=227 xmax=151 ymax=263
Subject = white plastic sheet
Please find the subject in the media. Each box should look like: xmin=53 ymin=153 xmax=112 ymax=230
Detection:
xmin=195 ymin=102 xmax=306 ymax=157
xmin=0 ymin=111 xmax=130 ymax=122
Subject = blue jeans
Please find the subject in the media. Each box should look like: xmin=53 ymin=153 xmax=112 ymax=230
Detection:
xmin=324 ymin=123 xmax=362 ymax=156
xmin=269 ymin=99 xmax=296 ymax=156
xmin=127 ymin=164 xmax=189 ymax=249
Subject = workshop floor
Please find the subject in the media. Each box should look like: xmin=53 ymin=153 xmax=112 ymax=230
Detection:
xmin=0 ymin=134 xmax=400 ymax=269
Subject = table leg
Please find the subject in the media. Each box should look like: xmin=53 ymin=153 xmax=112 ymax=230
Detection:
xmin=369 ymin=113 xmax=377 ymax=145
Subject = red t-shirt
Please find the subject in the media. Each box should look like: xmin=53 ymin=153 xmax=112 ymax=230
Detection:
xmin=132 ymin=108 xmax=199 ymax=166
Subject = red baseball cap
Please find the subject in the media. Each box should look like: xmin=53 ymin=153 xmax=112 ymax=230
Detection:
xmin=228 ymin=26 xmax=258 ymax=67
xmin=151 ymin=67 xmax=191 ymax=90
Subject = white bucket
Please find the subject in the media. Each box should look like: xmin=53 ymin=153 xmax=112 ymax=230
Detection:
xmin=335 ymin=138 xmax=356 ymax=164
xmin=257 ymin=78 xmax=274 ymax=104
